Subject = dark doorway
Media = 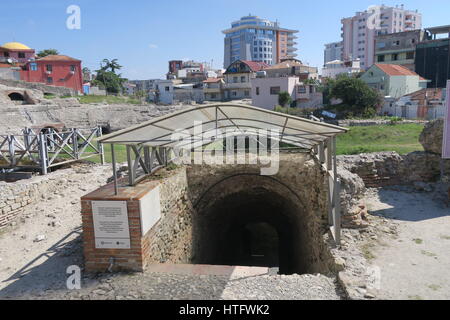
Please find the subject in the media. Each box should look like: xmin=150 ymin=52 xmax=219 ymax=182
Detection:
xmin=193 ymin=188 xmax=308 ymax=275
xmin=8 ymin=92 xmax=25 ymax=102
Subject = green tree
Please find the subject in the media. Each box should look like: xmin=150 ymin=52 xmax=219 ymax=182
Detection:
xmin=329 ymin=76 xmax=382 ymax=118
xmin=100 ymin=59 xmax=123 ymax=73
xmin=36 ymin=49 xmax=59 ymax=58
xmin=278 ymin=91 xmax=292 ymax=108
xmin=92 ymin=59 xmax=126 ymax=94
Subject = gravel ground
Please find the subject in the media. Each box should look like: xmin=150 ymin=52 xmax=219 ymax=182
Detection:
xmin=13 ymin=272 xmax=343 ymax=300
xmin=364 ymin=186 xmax=450 ymax=300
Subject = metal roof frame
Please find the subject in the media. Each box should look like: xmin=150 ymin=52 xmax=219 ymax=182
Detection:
xmin=99 ymin=103 xmax=347 ymax=245
xmin=99 ymin=103 xmax=347 ymax=148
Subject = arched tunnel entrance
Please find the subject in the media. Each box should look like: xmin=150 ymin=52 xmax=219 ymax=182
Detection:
xmin=191 ymin=174 xmax=326 ymax=275
xmin=8 ymin=92 xmax=25 ymax=102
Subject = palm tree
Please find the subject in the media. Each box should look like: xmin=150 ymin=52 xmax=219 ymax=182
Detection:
xmin=100 ymin=59 xmax=122 ymax=74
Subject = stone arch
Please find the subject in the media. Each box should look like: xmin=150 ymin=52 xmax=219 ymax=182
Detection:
xmin=190 ymin=172 xmax=328 ymax=275
xmin=8 ymin=92 xmax=25 ymax=102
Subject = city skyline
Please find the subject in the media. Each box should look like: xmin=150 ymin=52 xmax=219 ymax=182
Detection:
xmin=1 ymin=0 xmax=449 ymax=80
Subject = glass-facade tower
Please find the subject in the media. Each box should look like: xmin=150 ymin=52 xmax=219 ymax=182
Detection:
xmin=223 ymin=15 xmax=298 ymax=68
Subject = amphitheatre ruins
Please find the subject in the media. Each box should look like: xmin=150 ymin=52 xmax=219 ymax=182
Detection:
xmin=0 ymin=80 xmax=449 ymax=301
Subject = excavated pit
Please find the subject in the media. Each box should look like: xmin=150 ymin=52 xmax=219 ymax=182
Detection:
xmin=189 ymin=168 xmax=330 ymax=275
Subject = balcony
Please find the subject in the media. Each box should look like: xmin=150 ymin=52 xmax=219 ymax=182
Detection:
xmin=223 ymin=82 xmax=252 ymax=90
xmin=204 ymin=87 xmax=223 ymax=94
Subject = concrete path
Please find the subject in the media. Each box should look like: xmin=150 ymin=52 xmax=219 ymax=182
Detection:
xmin=365 ymin=188 xmax=450 ymax=300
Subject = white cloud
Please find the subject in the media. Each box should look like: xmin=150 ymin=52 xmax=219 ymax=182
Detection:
xmin=149 ymin=44 xmax=158 ymax=49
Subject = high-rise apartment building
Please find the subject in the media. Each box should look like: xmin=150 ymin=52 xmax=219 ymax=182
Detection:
xmin=222 ymin=15 xmax=298 ymax=68
xmin=341 ymin=4 xmax=421 ymax=70
xmin=324 ymin=42 xmax=343 ymax=64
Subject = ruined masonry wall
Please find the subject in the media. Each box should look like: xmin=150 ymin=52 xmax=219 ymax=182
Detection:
xmin=0 ymin=167 xmax=87 ymax=230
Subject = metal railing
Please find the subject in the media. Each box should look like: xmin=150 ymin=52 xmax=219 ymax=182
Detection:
xmin=0 ymin=127 xmax=104 ymax=175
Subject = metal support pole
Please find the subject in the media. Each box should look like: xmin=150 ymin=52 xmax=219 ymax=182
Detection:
xmin=8 ymin=136 xmax=16 ymax=167
xmin=319 ymin=141 xmax=325 ymax=164
xmin=126 ymin=145 xmax=135 ymax=186
xmin=326 ymin=138 xmax=333 ymax=171
xmin=38 ymin=133 xmax=48 ymax=175
xmin=97 ymin=127 xmax=105 ymax=165
xmin=73 ymin=129 xmax=79 ymax=160
xmin=334 ymin=179 xmax=342 ymax=245
xmin=111 ymin=144 xmax=119 ymax=195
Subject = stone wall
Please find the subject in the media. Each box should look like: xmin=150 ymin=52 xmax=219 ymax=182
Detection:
xmin=0 ymin=167 xmax=90 ymax=230
xmin=338 ymin=151 xmax=450 ymax=188
xmin=0 ymin=102 xmax=186 ymax=135
xmin=0 ymin=79 xmax=77 ymax=97
xmin=420 ymin=119 xmax=444 ymax=155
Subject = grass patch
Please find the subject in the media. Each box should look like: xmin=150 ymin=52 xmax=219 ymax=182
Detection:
xmin=421 ymin=250 xmax=437 ymax=258
xmin=44 ymin=93 xmax=57 ymax=99
xmin=428 ymin=284 xmax=442 ymax=291
xmin=408 ymin=295 xmax=424 ymax=300
xmin=413 ymin=238 xmax=423 ymax=245
xmin=78 ymin=95 xmax=142 ymax=105
xmin=336 ymin=123 xmax=425 ymax=155
xmin=440 ymin=235 xmax=450 ymax=240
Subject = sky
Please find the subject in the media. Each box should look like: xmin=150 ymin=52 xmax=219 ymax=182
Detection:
xmin=1 ymin=0 xmax=450 ymax=80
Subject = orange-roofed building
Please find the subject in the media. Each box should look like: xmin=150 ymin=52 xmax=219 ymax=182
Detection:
xmin=360 ymin=63 xmax=430 ymax=99
xmin=20 ymin=55 xmax=83 ymax=93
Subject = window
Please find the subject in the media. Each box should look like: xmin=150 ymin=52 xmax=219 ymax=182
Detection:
xmin=18 ymin=52 xmax=25 ymax=58
xmin=211 ymin=93 xmax=217 ymax=99
xmin=46 ymin=65 xmax=53 ymax=73
xmin=30 ymin=63 xmax=38 ymax=71
xmin=297 ymin=86 xmax=306 ymax=94
xmin=4 ymin=52 xmax=9 ymax=57
xmin=256 ymin=87 xmax=260 ymax=95
xmin=232 ymin=91 xmax=237 ymax=96
xmin=70 ymin=65 xmax=76 ymax=72
xmin=244 ymin=90 xmax=250 ymax=97
xmin=240 ymin=76 xmax=246 ymax=83
xmin=47 ymin=77 xmax=53 ymax=84
xmin=165 ymin=86 xmax=170 ymax=91
xmin=233 ymin=76 xmax=238 ymax=83
xmin=392 ymin=53 xmax=398 ymax=61
xmin=378 ymin=55 xmax=385 ymax=62
xmin=406 ymin=51 xmax=414 ymax=60
xmin=270 ymin=86 xmax=280 ymax=95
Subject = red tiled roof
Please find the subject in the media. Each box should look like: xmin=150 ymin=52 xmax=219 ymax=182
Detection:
xmin=240 ymin=60 xmax=270 ymax=72
xmin=405 ymin=88 xmax=443 ymax=100
xmin=203 ymin=78 xmax=223 ymax=83
xmin=375 ymin=64 xmax=419 ymax=76
xmin=36 ymin=55 xmax=81 ymax=62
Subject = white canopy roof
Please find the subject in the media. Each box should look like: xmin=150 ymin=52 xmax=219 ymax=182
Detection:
xmin=98 ymin=104 xmax=348 ymax=149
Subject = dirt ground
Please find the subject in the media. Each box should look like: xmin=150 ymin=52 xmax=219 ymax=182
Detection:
xmin=364 ymin=186 xmax=450 ymax=300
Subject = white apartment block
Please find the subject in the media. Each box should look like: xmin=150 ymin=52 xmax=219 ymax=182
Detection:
xmin=341 ymin=4 xmax=421 ymax=70
xmin=324 ymin=42 xmax=343 ymax=64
